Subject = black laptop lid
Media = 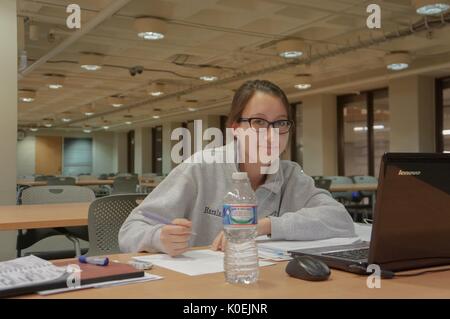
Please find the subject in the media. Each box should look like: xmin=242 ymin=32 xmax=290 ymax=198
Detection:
xmin=369 ymin=153 xmax=450 ymax=271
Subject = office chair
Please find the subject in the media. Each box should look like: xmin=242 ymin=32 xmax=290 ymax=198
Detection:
xmin=18 ymin=186 xmax=95 ymax=259
xmin=84 ymin=194 xmax=146 ymax=256
xmin=112 ymin=176 xmax=140 ymax=195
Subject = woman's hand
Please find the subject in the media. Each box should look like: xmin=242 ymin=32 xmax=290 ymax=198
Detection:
xmin=160 ymin=218 xmax=192 ymax=256
xmin=211 ymin=218 xmax=272 ymax=252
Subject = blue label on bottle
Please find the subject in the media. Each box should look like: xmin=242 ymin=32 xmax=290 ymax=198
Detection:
xmin=223 ymin=204 xmax=257 ymax=226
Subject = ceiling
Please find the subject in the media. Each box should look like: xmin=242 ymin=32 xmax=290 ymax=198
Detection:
xmin=16 ymin=0 xmax=450 ymax=132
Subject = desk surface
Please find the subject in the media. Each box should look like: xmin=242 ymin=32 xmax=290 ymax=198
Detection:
xmin=22 ymin=252 xmax=450 ymax=299
xmin=0 ymin=202 xmax=90 ymax=230
xmin=17 ymin=179 xmax=114 ymax=187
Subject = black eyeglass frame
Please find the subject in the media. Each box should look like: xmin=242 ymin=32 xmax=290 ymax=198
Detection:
xmin=238 ymin=117 xmax=294 ymax=134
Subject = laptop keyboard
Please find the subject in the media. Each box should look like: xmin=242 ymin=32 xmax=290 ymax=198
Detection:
xmin=322 ymin=248 xmax=369 ymax=261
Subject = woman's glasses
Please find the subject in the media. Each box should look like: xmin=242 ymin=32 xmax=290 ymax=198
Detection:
xmin=238 ymin=117 xmax=293 ymax=134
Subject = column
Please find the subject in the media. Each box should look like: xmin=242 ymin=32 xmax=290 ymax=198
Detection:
xmin=134 ymin=127 xmax=152 ymax=175
xmin=0 ymin=0 xmax=18 ymax=261
xmin=389 ymin=75 xmax=435 ymax=152
xmin=301 ymin=94 xmax=338 ymax=176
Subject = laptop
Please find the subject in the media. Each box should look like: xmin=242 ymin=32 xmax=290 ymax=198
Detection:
xmin=289 ymin=153 xmax=450 ymax=274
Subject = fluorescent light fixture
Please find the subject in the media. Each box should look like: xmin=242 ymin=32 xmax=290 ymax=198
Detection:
xmin=152 ymin=115 xmax=160 ymax=119
xmin=134 ymin=17 xmax=166 ymax=40
xmin=79 ymin=53 xmax=104 ymax=71
xmin=373 ymin=125 xmax=385 ymax=130
xmin=187 ymin=107 xmax=197 ymax=112
xmin=83 ymin=129 xmax=92 ymax=133
xmin=48 ymin=84 xmax=63 ymax=89
xmin=199 ymin=67 xmax=220 ymax=81
xmin=294 ymin=74 xmax=312 ymax=90
xmin=413 ymin=0 xmax=450 ymax=15
xmin=19 ymin=90 xmax=36 ymax=103
xmin=385 ymin=52 xmax=411 ymax=71
xmin=44 ymin=123 xmax=52 ymax=128
xmin=29 ymin=127 xmax=38 ymax=132
xmin=103 ymin=126 xmax=109 ymax=130
xmin=443 ymin=129 xmax=450 ymax=136
xmin=277 ymin=39 xmax=304 ymax=59
xmin=125 ymin=121 xmax=132 ymax=125
xmin=62 ymin=118 xmax=71 ymax=122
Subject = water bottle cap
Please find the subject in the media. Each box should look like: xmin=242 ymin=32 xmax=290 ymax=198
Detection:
xmin=232 ymin=172 xmax=248 ymax=180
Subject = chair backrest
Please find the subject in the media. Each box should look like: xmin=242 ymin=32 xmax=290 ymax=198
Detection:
xmin=77 ymin=175 xmax=97 ymax=181
xmin=21 ymin=186 xmax=95 ymax=204
xmin=112 ymin=176 xmax=139 ymax=194
xmin=323 ymin=176 xmax=354 ymax=201
xmin=314 ymin=178 xmax=332 ymax=191
xmin=47 ymin=176 xmax=76 ymax=186
xmin=86 ymin=194 xmax=147 ymax=256
xmin=352 ymin=175 xmax=378 ymax=196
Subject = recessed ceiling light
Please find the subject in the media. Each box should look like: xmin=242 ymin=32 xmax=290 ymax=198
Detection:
xmin=44 ymin=123 xmax=52 ymax=128
xmin=83 ymin=129 xmax=92 ymax=133
xmin=79 ymin=53 xmax=104 ymax=71
xmin=443 ymin=129 xmax=450 ymax=136
xmin=46 ymin=74 xmax=65 ymax=89
xmin=134 ymin=17 xmax=166 ymax=40
xmin=294 ymin=74 xmax=312 ymax=90
xmin=413 ymin=0 xmax=450 ymax=15
xmin=103 ymin=126 xmax=109 ymax=130
xmin=18 ymin=90 xmax=36 ymax=103
xmin=148 ymin=83 xmax=165 ymax=96
xmin=62 ymin=118 xmax=71 ymax=122
xmin=277 ymin=39 xmax=304 ymax=59
xmin=80 ymin=104 xmax=95 ymax=116
xmin=29 ymin=127 xmax=38 ymax=132
xmin=199 ymin=67 xmax=220 ymax=82
xmin=385 ymin=52 xmax=411 ymax=71
xmin=109 ymin=96 xmax=125 ymax=108
xmin=187 ymin=107 xmax=197 ymax=112
xmin=152 ymin=115 xmax=160 ymax=119
xmin=125 ymin=121 xmax=132 ymax=125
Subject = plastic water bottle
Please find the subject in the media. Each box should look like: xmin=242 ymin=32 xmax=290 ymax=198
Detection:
xmin=223 ymin=172 xmax=259 ymax=284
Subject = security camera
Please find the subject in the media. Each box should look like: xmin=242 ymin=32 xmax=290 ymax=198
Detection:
xmin=129 ymin=65 xmax=144 ymax=76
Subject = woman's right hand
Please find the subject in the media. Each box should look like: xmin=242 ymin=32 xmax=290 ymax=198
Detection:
xmin=159 ymin=218 xmax=192 ymax=256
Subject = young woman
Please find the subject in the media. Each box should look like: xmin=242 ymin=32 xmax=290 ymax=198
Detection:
xmin=119 ymin=80 xmax=355 ymax=256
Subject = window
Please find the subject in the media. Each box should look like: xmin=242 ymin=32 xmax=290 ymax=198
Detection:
xmin=338 ymin=88 xmax=389 ymax=176
xmin=292 ymin=103 xmax=303 ymax=166
xmin=436 ymin=77 xmax=450 ymax=153
xmin=63 ymin=138 xmax=93 ymax=176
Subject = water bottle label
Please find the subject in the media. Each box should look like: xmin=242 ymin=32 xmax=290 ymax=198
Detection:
xmin=223 ymin=204 xmax=257 ymax=226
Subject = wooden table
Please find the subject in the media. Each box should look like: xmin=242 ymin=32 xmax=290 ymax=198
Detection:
xmin=17 ymin=179 xmax=114 ymax=187
xmin=21 ymin=252 xmax=450 ymax=299
xmin=329 ymin=183 xmax=378 ymax=192
xmin=0 ymin=202 xmax=90 ymax=231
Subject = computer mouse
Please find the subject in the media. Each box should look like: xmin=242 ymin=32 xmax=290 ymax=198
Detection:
xmin=285 ymin=255 xmax=331 ymax=281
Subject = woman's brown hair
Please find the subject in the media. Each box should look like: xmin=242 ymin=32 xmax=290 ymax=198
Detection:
xmin=226 ymin=80 xmax=292 ymax=127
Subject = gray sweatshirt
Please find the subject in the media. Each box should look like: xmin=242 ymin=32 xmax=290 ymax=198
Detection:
xmin=118 ymin=146 xmax=356 ymax=253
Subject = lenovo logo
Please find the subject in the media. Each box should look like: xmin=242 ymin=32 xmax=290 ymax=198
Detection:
xmin=398 ymin=170 xmax=421 ymax=176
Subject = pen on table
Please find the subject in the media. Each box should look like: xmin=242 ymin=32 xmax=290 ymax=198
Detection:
xmin=79 ymin=256 xmax=109 ymax=266
xmin=142 ymin=211 xmax=197 ymax=236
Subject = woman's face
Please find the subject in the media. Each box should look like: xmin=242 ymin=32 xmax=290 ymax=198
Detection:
xmin=232 ymin=91 xmax=290 ymax=162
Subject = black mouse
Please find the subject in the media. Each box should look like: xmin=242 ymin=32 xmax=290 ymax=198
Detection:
xmin=285 ymin=255 xmax=331 ymax=281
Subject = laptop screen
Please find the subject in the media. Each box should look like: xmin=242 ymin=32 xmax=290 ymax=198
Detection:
xmin=369 ymin=153 xmax=450 ymax=271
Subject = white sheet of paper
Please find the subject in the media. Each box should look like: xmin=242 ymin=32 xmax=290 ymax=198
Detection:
xmin=133 ymin=250 xmax=274 ymax=276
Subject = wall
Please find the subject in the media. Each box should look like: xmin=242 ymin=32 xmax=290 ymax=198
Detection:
xmin=16 ymin=131 xmax=116 ymax=177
